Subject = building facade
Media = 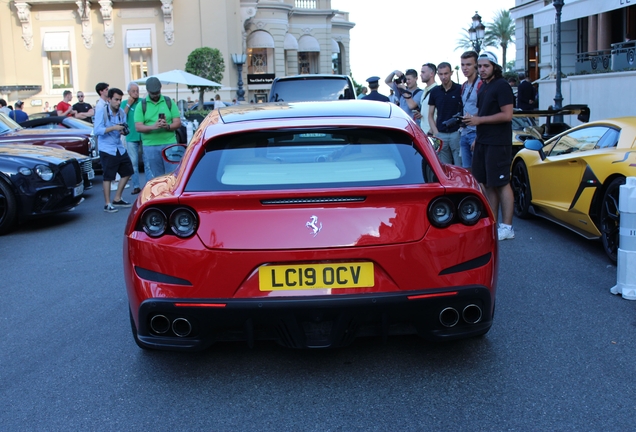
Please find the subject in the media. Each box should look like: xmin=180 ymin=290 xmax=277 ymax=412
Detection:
xmin=0 ymin=0 xmax=354 ymax=113
xmin=510 ymin=0 xmax=636 ymax=122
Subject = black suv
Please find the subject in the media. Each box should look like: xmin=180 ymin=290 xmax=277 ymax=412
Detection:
xmin=268 ymin=74 xmax=356 ymax=102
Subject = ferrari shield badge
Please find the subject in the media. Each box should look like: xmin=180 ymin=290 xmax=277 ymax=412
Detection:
xmin=306 ymin=215 xmax=322 ymax=237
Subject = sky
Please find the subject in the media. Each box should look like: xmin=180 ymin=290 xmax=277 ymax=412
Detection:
xmin=331 ymin=0 xmax=516 ymax=92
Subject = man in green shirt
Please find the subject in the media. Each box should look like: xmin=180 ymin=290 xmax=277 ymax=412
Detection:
xmin=134 ymin=77 xmax=181 ymax=180
xmin=124 ymin=82 xmax=142 ymax=194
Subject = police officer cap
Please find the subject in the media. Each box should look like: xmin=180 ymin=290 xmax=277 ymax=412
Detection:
xmin=146 ymin=77 xmax=162 ymax=93
xmin=366 ymin=76 xmax=380 ymax=85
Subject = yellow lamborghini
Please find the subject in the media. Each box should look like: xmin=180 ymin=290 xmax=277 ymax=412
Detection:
xmin=511 ymin=116 xmax=636 ymax=262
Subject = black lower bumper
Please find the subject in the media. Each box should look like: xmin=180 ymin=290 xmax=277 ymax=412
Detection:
xmin=133 ymin=286 xmax=494 ymax=351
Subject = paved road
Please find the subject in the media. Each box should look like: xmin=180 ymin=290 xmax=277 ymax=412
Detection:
xmin=1 ymin=179 xmax=635 ymax=431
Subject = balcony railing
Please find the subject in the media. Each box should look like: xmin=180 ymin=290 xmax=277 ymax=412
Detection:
xmin=295 ymin=0 xmax=317 ymax=9
xmin=575 ymin=50 xmax=611 ymax=74
xmin=611 ymin=41 xmax=636 ymax=71
xmin=575 ymin=41 xmax=636 ymax=74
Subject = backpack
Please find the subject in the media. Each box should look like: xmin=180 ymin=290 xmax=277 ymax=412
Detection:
xmin=140 ymin=96 xmax=172 ymax=118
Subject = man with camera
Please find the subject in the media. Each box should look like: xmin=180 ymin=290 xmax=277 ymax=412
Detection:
xmin=93 ymin=87 xmax=134 ymax=213
xmin=384 ymin=69 xmax=422 ymax=124
xmin=428 ymin=62 xmax=463 ymax=165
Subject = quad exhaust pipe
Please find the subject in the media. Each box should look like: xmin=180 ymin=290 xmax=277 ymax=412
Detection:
xmin=439 ymin=304 xmax=483 ymax=327
xmin=439 ymin=307 xmax=460 ymax=327
xmin=150 ymin=315 xmax=192 ymax=337
xmin=462 ymin=304 xmax=482 ymax=324
xmin=172 ymin=318 xmax=192 ymax=337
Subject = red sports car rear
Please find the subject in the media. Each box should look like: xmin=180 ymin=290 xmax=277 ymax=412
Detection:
xmin=124 ymin=101 xmax=498 ymax=351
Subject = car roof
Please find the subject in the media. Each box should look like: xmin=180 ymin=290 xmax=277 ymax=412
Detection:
xmin=218 ymin=101 xmax=393 ymax=124
xmin=20 ymin=116 xmax=68 ymax=127
xmin=274 ymin=74 xmax=351 ymax=80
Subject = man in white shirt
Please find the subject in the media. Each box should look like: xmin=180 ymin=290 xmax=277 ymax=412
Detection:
xmin=416 ymin=63 xmax=438 ymax=135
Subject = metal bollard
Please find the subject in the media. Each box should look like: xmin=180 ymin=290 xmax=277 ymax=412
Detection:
xmin=611 ymin=177 xmax=636 ymax=300
xmin=186 ymin=120 xmax=193 ymax=144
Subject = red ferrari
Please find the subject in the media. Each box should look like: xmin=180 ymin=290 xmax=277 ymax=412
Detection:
xmin=124 ymin=101 xmax=498 ymax=351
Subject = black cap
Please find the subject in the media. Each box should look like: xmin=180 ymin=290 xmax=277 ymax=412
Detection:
xmin=146 ymin=77 xmax=162 ymax=93
xmin=366 ymin=76 xmax=380 ymax=85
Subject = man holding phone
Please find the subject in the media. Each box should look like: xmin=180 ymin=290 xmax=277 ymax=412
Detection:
xmin=134 ymin=77 xmax=181 ymax=181
xmin=384 ymin=69 xmax=422 ymax=124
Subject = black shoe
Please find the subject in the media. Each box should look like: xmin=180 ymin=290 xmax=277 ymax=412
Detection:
xmin=104 ymin=204 xmax=118 ymax=213
xmin=131 ymin=187 xmax=141 ymax=195
xmin=112 ymin=199 xmax=132 ymax=208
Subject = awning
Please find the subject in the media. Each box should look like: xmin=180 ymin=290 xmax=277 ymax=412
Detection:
xmin=43 ymin=32 xmax=70 ymax=51
xmin=284 ymin=33 xmax=298 ymax=50
xmin=126 ymin=29 xmax=152 ymax=48
xmin=247 ymin=31 xmax=275 ymax=49
xmin=534 ymin=0 xmax=631 ymax=28
xmin=331 ymin=39 xmax=340 ymax=54
xmin=298 ymin=35 xmax=320 ymax=52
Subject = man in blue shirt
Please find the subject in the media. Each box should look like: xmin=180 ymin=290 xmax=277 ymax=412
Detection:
xmin=93 ymin=88 xmax=134 ymax=213
xmin=385 ymin=69 xmax=422 ymax=124
xmin=9 ymin=100 xmax=28 ymax=123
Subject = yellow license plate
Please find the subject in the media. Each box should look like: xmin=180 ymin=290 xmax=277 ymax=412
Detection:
xmin=259 ymin=262 xmax=374 ymax=291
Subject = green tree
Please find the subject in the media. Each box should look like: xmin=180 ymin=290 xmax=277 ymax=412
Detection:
xmin=350 ymin=72 xmax=363 ymax=96
xmin=454 ymin=28 xmax=495 ymax=53
xmin=185 ymin=47 xmax=224 ymax=104
xmin=485 ymin=10 xmax=515 ymax=72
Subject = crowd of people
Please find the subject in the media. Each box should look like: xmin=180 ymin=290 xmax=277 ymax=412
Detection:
xmin=90 ymin=77 xmax=181 ymax=213
xmin=4 ymin=79 xmax=183 ymax=213
xmin=361 ymin=50 xmax=517 ymax=241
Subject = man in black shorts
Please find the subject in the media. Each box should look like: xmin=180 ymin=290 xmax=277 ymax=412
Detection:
xmin=463 ymin=51 xmax=515 ymax=240
xmin=93 ymin=88 xmax=134 ymax=213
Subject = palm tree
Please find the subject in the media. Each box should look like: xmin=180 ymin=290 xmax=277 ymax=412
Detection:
xmin=485 ymin=9 xmax=515 ymax=72
xmin=455 ymin=28 xmax=475 ymax=52
xmin=454 ymin=28 xmax=496 ymax=54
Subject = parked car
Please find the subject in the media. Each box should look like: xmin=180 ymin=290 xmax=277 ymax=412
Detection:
xmin=0 ymin=113 xmax=96 ymax=188
xmin=187 ymin=101 xmax=232 ymax=111
xmin=124 ymin=100 xmax=498 ymax=351
xmin=19 ymin=115 xmax=93 ymax=132
xmin=512 ymin=104 xmax=590 ymax=154
xmin=268 ymin=74 xmax=357 ymax=102
xmin=0 ymin=144 xmax=86 ymax=234
xmin=511 ymin=116 xmax=636 ymax=262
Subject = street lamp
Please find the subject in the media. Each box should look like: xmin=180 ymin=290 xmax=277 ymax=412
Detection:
xmin=553 ymin=0 xmax=564 ymax=122
xmin=231 ymin=53 xmax=247 ymax=102
xmin=469 ymin=11 xmax=486 ymax=54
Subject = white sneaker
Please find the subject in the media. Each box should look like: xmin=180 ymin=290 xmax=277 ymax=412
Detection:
xmin=498 ymin=225 xmax=515 ymax=240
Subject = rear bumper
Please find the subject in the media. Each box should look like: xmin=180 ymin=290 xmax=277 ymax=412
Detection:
xmin=132 ymin=286 xmax=494 ymax=351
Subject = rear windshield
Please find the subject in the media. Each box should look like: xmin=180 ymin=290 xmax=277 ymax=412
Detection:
xmin=269 ymin=79 xmax=354 ymax=102
xmin=185 ymin=128 xmax=437 ymax=192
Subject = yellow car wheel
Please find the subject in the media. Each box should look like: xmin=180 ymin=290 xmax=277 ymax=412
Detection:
xmin=511 ymin=161 xmax=532 ymax=219
xmin=600 ymin=177 xmax=625 ymax=263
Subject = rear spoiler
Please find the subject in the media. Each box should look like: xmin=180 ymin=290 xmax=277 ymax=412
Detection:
xmin=513 ymin=104 xmax=590 ymax=123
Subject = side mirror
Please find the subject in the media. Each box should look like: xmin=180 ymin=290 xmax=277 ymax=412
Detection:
xmin=162 ymin=144 xmax=186 ymax=163
xmin=524 ymin=139 xmax=546 ymax=160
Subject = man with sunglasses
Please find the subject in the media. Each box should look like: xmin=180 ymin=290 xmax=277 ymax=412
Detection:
xmin=134 ymin=76 xmax=181 ymax=181
xmin=73 ymin=91 xmax=95 ymax=122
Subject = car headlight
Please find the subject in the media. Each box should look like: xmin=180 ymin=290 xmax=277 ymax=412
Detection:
xmin=457 ymin=196 xmax=482 ymax=226
xmin=428 ymin=197 xmax=455 ymax=228
xmin=89 ymin=133 xmax=97 ymax=152
xmin=35 ymin=165 xmax=54 ymax=181
xmin=141 ymin=208 xmax=168 ymax=237
xmin=18 ymin=167 xmax=32 ymax=176
xmin=170 ymin=208 xmax=198 ymax=238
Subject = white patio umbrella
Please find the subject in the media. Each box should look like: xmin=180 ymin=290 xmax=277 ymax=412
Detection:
xmin=134 ymin=69 xmax=221 ymax=101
